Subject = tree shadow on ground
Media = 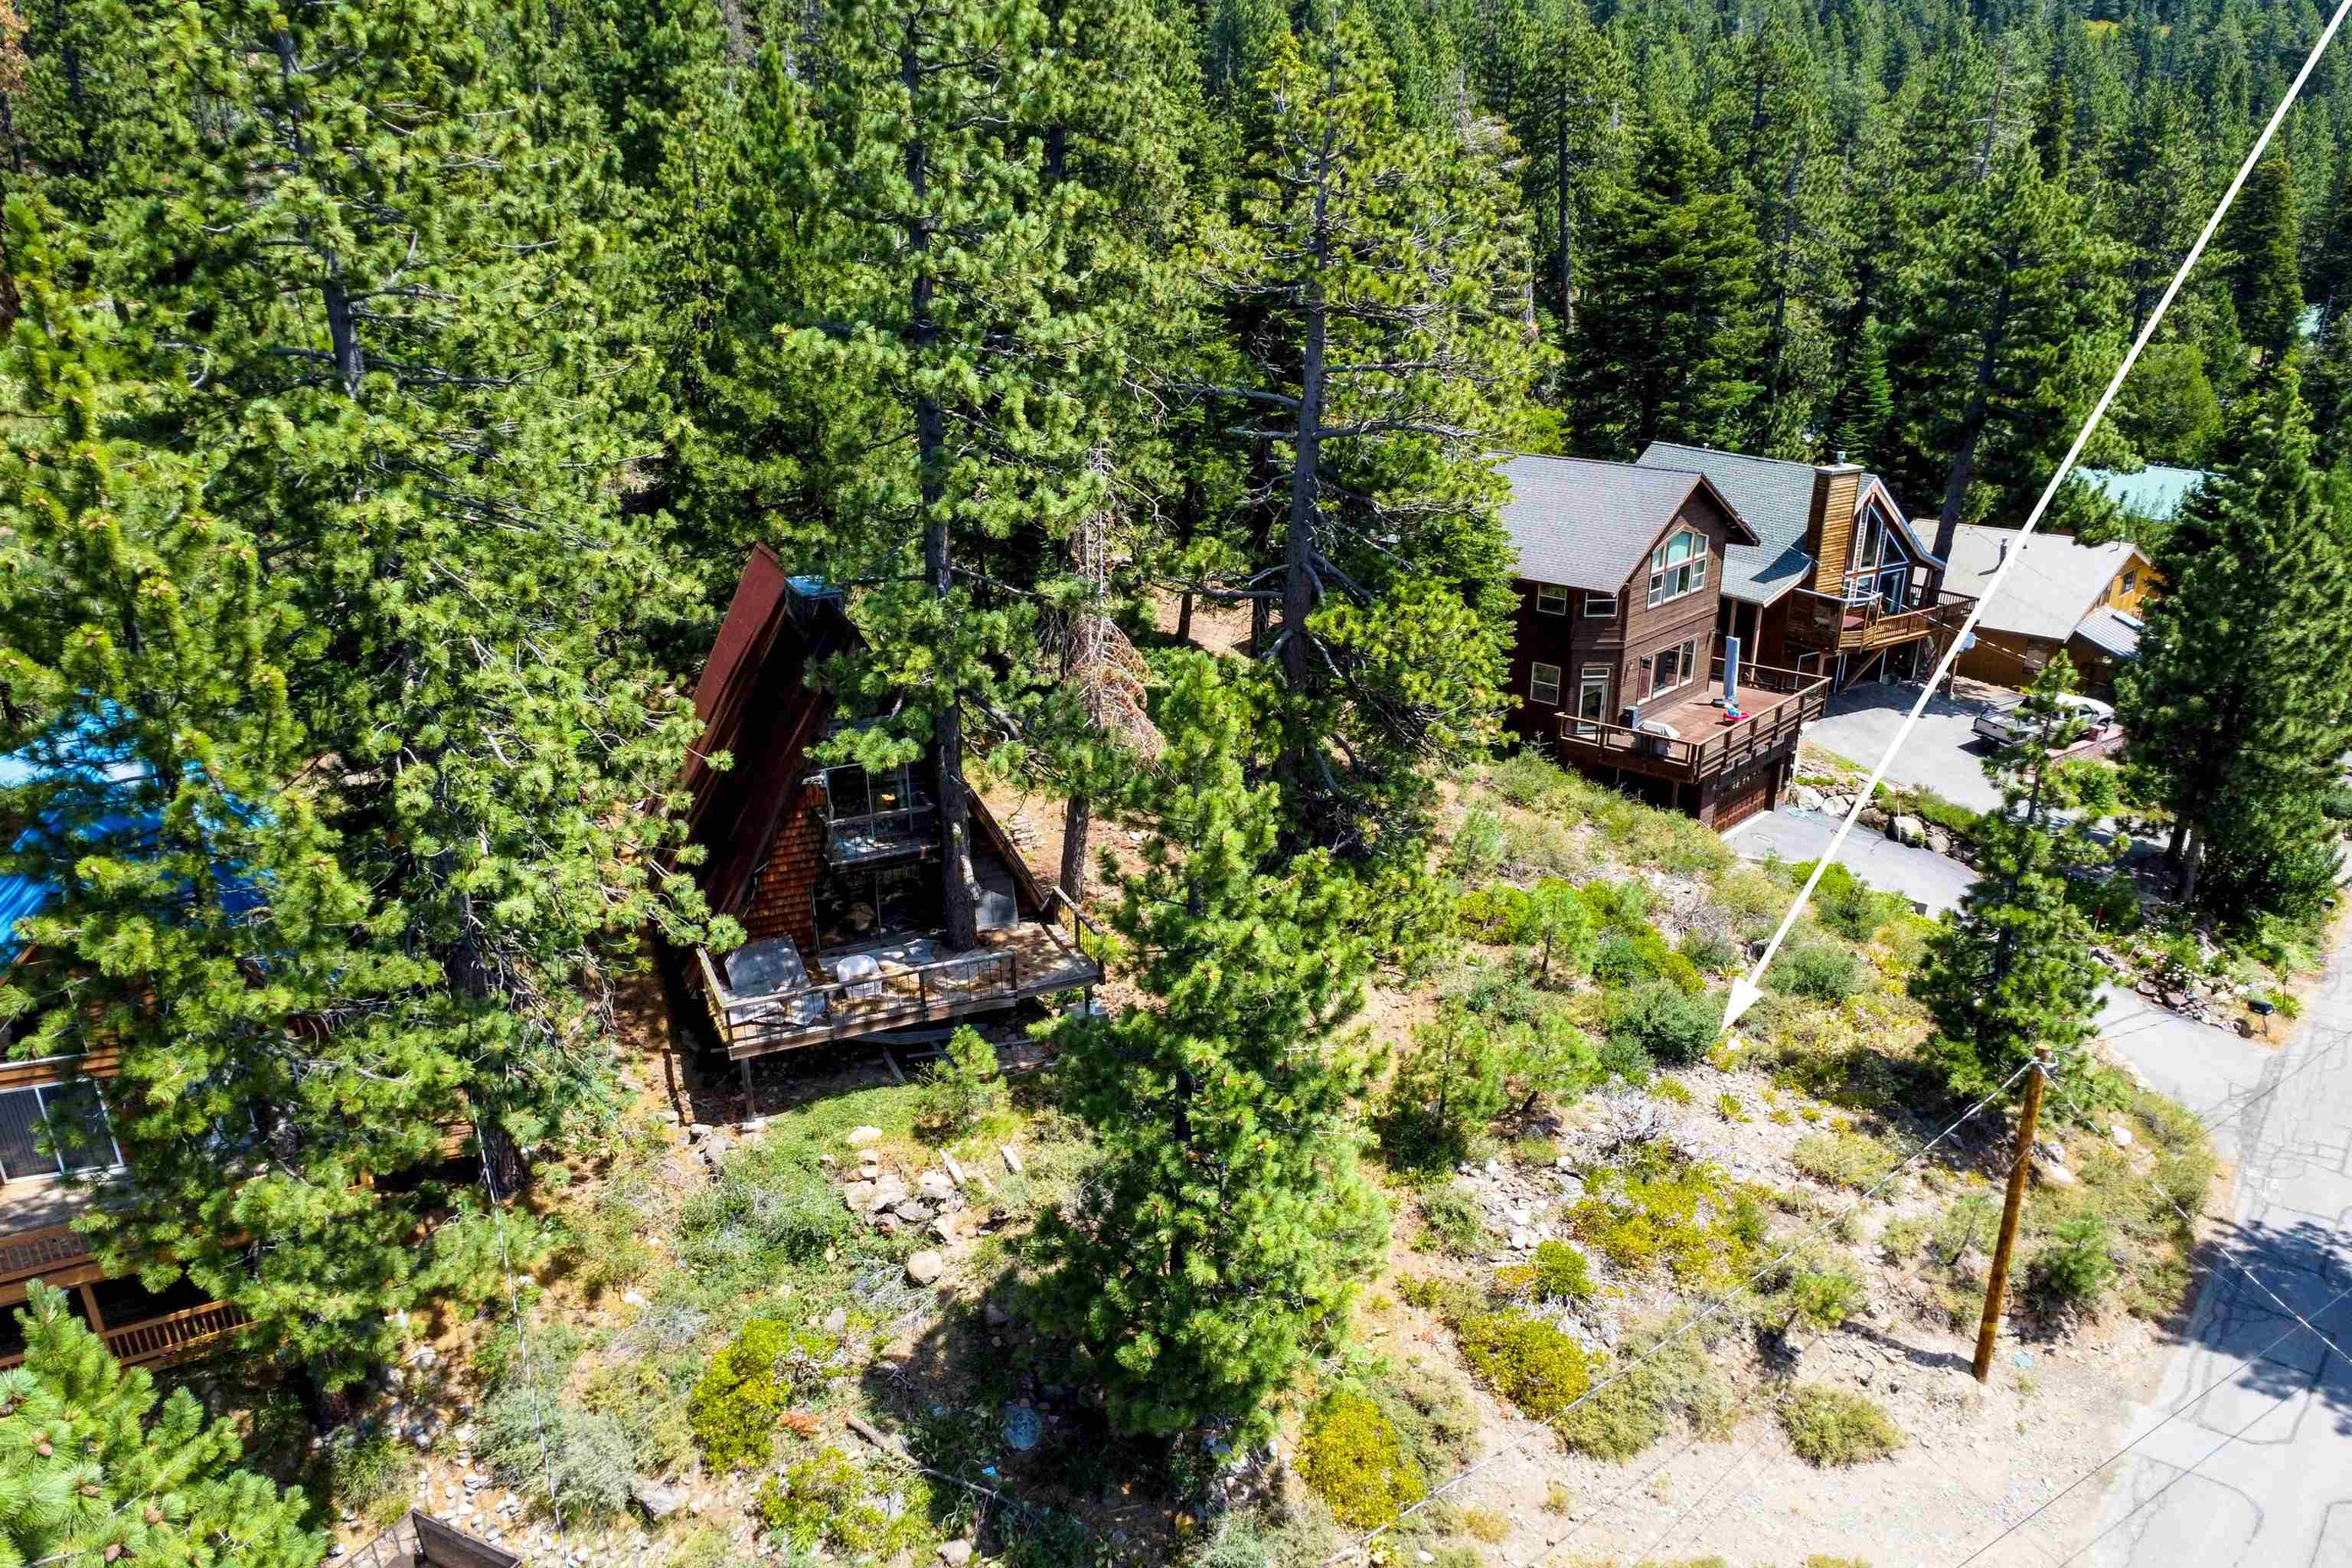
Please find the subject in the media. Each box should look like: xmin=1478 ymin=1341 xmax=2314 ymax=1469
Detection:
xmin=853 ymin=1259 xmax=1184 ymax=1563
xmin=2168 ymin=1208 xmax=2352 ymax=1436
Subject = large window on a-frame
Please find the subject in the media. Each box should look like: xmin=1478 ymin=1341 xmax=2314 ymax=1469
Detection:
xmin=1851 ymin=496 xmax=1916 ymax=612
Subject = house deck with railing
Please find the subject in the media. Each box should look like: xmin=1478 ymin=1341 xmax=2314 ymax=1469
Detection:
xmin=1555 ymin=658 xmax=1830 ymax=784
xmin=0 ymin=1181 xmax=250 ymax=1372
xmin=1794 ymin=586 xmax=1977 ymax=653
xmin=694 ymin=891 xmax=1102 ymax=1064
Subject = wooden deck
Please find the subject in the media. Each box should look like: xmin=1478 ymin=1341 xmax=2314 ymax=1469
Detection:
xmin=1555 ymin=658 xmax=1828 ymax=786
xmin=695 ymin=900 xmax=1101 ymax=1061
xmin=1793 ymin=591 xmax=1975 ymax=653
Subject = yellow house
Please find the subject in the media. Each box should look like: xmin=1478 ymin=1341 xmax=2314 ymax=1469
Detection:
xmin=1942 ymin=524 xmax=2164 ymax=695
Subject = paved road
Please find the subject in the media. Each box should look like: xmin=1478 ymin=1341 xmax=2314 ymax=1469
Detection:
xmin=1805 ymin=680 xmax=2008 ymax=812
xmin=1724 ymin=805 xmax=1980 ymax=915
xmin=2073 ymin=929 xmax=2352 ymax=1568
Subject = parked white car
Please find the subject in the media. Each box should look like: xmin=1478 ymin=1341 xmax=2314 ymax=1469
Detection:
xmin=1971 ymin=693 xmax=2120 ymax=751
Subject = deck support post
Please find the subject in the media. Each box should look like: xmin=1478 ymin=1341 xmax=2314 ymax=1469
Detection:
xmin=78 ymin=1282 xmax=106 ymax=1334
xmin=739 ymin=1057 xmax=756 ymax=1122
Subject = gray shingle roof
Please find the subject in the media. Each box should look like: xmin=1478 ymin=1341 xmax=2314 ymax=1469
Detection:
xmin=1635 ymin=443 xmax=1824 ymax=605
xmin=1497 ymin=454 xmax=1754 ymax=593
xmin=1944 ymin=524 xmax=2141 ymax=642
xmin=2072 ymin=606 xmax=2144 ymax=659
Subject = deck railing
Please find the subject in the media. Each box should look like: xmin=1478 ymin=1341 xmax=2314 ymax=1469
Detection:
xmin=1795 ymin=588 xmax=1975 ymax=652
xmin=0 ymin=1221 xmax=95 ymax=1288
xmin=696 ymin=901 xmax=1102 ymax=1059
xmin=823 ymin=802 xmax=938 ymax=864
xmin=0 ymin=1299 xmax=247 ymax=1372
xmin=1555 ymin=659 xmax=1829 ymax=783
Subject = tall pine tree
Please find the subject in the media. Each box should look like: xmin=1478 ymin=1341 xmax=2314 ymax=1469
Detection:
xmin=2119 ymin=371 xmax=2352 ymax=919
xmin=1031 ymin=656 xmax=1387 ymax=1440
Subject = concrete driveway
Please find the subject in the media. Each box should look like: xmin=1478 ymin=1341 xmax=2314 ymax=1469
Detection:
xmin=2075 ymin=926 xmax=2352 ymax=1568
xmin=1725 ymin=804 xmax=1979 ymax=915
xmin=1803 ymin=679 xmax=2009 ymax=813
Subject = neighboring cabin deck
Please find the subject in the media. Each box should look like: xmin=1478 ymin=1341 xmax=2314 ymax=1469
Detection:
xmin=1555 ymin=658 xmax=1829 ymax=786
xmin=694 ymin=896 xmax=1102 ymax=1063
xmin=0 ymin=1180 xmax=249 ymax=1371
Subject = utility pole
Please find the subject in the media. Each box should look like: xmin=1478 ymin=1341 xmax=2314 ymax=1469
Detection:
xmin=1973 ymin=1048 xmax=2050 ymax=1383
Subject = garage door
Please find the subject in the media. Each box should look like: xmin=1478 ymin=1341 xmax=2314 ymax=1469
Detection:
xmin=1710 ymin=764 xmax=1774 ymax=831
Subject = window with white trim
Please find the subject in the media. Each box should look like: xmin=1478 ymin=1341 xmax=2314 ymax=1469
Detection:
xmin=0 ymin=1080 xmax=122 ymax=1184
xmin=1646 ymin=530 xmax=1708 ymax=607
xmin=1651 ymin=636 xmax=1700 ymax=697
xmin=1529 ymin=662 xmax=1563 ymax=706
xmin=1583 ymin=589 xmax=1615 ymax=618
xmin=1534 ymin=583 xmax=1568 ymax=616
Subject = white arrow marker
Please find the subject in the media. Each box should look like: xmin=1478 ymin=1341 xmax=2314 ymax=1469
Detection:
xmin=1720 ymin=17 xmax=2349 ymax=1035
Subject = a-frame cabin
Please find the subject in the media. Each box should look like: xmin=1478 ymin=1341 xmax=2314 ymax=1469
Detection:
xmin=677 ymin=548 xmax=1099 ymax=1096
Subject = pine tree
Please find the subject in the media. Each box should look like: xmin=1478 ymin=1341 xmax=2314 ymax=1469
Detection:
xmin=0 ymin=1282 xmax=325 ymax=1568
xmin=2118 ymin=371 xmax=2352 ymax=919
xmin=1490 ymin=0 xmax=1628 ymax=336
xmin=2220 ymin=153 xmax=2304 ymax=366
xmin=1563 ymin=113 xmax=1766 ymax=455
xmin=40 ymin=0 xmax=706 ymax=1387
xmin=1887 ymin=144 xmax=2124 ymax=554
xmin=1204 ymin=11 xmax=1537 ymax=854
xmin=1032 ymin=656 xmax=1387 ymax=1439
xmin=1913 ymin=655 xmax=2116 ymax=1109
xmin=765 ymin=0 xmax=1177 ymax=947
xmin=1829 ymin=315 xmax=1896 ymax=469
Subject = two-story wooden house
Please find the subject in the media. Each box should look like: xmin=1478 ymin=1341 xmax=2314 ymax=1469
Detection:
xmin=1498 ymin=454 xmax=1830 ymax=828
xmin=1635 ymin=443 xmax=1975 ymax=690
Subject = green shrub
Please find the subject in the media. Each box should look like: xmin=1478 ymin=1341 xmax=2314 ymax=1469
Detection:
xmin=1772 ymin=938 xmax=1861 ymax=1001
xmin=1551 ymin=1331 xmax=1728 ymax=1462
xmin=688 ymin=1318 xmax=838 ymax=1472
xmin=1448 ymin=806 xmax=1508 ymax=878
xmin=323 ymin=1432 xmax=420 ymax=1529
xmin=1779 ymin=1385 xmax=1903 ymax=1466
xmin=579 ymin=1358 xmax=695 ymax=1476
xmin=1794 ymin=862 xmax=1907 ymax=943
xmin=1606 ymin=980 xmax=1718 ymax=1067
xmin=1455 ymin=884 xmax=1530 ymax=941
xmin=1651 ymin=1076 xmax=1694 ymax=1106
xmin=1792 ymin=1129 xmax=1900 ymax=1191
xmin=756 ymin=1446 xmax=930 ymax=1553
xmin=1416 ymin=1187 xmax=1494 ymax=1257
xmin=1530 ymin=1240 xmax=1594 ymax=1303
xmin=2029 ymin=1216 xmax=2115 ymax=1308
xmin=1295 ymin=1393 xmax=1426 ymax=1530
xmin=1579 ymin=877 xmax=1654 ymax=929
xmin=481 ymin=1390 xmax=636 ymax=1516
xmin=1678 ymin=929 xmax=1740 ymax=974
xmin=914 ymin=1025 xmax=1008 ymax=1137
xmin=1455 ymin=1310 xmax=1592 ymax=1421
xmin=2068 ymin=871 xmax=2146 ymax=936
xmin=1772 ymin=1259 xmax=1866 ymax=1332
xmin=1491 ymin=753 xmax=1572 ymax=808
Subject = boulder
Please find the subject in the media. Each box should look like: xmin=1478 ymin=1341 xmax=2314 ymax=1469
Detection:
xmin=2033 ymin=1157 xmax=2077 ymax=1187
xmin=1000 ymin=1145 xmax=1025 ymax=1175
xmin=2109 ymin=1123 xmax=2135 ymax=1148
xmin=895 ymin=1199 xmax=937 ymax=1225
xmin=1890 ymin=814 xmax=1927 ymax=847
xmin=1926 ymin=828 xmax=1953 ymax=856
xmin=906 ymin=1250 xmax=947 ymax=1285
xmin=842 ymin=1180 xmax=877 ymax=1214
xmin=916 ymin=1171 xmax=959 ymax=1204
xmin=868 ymin=1173 xmax=910 ymax=1210
xmin=937 ymin=1544 xmax=974 ymax=1566
xmin=631 ymin=1480 xmax=684 ymax=1522
xmin=847 ymin=1125 xmax=885 ymax=1148
xmin=1792 ymin=784 xmax=1826 ymax=812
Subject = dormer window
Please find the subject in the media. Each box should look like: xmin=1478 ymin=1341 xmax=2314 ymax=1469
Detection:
xmin=1534 ymin=583 xmax=1568 ymax=616
xmin=1647 ymin=531 xmax=1708 ymax=607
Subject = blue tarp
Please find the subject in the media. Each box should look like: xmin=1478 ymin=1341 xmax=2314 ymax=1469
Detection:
xmin=0 ymin=713 xmax=262 ymax=968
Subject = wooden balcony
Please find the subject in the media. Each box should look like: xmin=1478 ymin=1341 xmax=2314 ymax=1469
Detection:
xmin=694 ymin=890 xmax=1102 ymax=1063
xmin=1554 ymin=658 xmax=1828 ymax=786
xmin=1794 ymin=588 xmax=1976 ymax=652
xmin=0 ymin=1220 xmax=97 ymax=1290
